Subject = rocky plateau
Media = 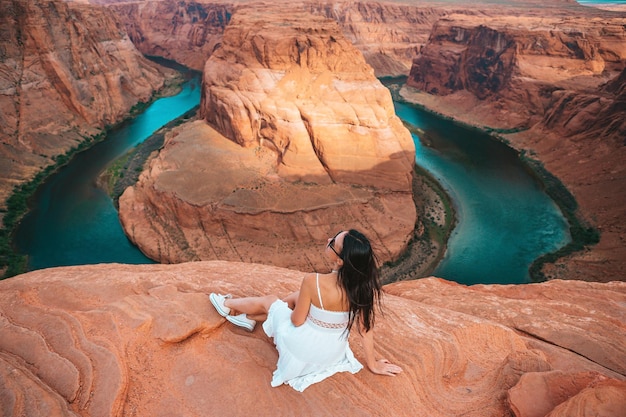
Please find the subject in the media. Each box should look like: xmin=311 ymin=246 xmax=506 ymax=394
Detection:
xmin=1 ymin=261 xmax=625 ymax=417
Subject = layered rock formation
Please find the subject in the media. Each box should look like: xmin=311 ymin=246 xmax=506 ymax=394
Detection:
xmin=107 ymin=0 xmax=450 ymax=77
xmin=402 ymin=7 xmax=626 ymax=281
xmin=199 ymin=6 xmax=415 ymax=189
xmin=0 ymin=262 xmax=624 ymax=416
xmin=303 ymin=1 xmax=448 ymax=77
xmin=0 ymin=0 xmax=171 ymax=210
xmin=407 ymin=11 xmax=625 ymax=128
xmin=109 ymin=1 xmax=232 ymax=71
xmin=119 ymin=5 xmax=416 ymax=270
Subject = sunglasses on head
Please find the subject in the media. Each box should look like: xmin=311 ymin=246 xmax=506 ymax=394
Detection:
xmin=328 ymin=231 xmax=342 ymax=257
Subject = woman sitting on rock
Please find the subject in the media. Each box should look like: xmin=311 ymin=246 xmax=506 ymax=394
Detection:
xmin=209 ymin=229 xmax=402 ymax=392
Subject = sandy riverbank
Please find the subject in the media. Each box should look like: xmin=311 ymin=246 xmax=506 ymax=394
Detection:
xmin=379 ymin=163 xmax=455 ymax=284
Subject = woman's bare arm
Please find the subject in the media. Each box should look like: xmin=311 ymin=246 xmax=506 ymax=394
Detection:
xmin=290 ymin=275 xmax=314 ymax=326
xmin=359 ymin=326 xmax=403 ymax=376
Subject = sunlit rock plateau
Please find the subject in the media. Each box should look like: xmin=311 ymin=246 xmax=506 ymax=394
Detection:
xmin=118 ymin=5 xmax=417 ymax=270
xmin=0 ymin=262 xmax=624 ymax=416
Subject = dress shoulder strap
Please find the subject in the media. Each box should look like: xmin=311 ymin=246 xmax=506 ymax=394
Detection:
xmin=316 ymin=273 xmax=324 ymax=310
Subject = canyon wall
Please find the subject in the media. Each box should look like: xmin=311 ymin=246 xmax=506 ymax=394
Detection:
xmin=302 ymin=1 xmax=448 ymax=77
xmin=0 ymin=262 xmax=624 ymax=416
xmin=407 ymin=11 xmax=625 ymax=128
xmin=108 ymin=0 xmax=451 ymax=76
xmin=403 ymin=8 xmax=626 ymax=282
xmin=0 ymin=0 xmax=171 ymax=210
xmin=3 ymin=0 xmax=623 ymax=282
xmin=118 ymin=5 xmax=416 ymax=271
xmin=109 ymin=1 xmax=233 ymax=71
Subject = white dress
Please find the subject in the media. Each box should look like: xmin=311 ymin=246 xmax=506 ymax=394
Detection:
xmin=262 ymin=274 xmax=363 ymax=391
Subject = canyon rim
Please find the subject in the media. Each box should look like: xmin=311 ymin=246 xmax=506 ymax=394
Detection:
xmin=1 ymin=261 xmax=625 ymax=417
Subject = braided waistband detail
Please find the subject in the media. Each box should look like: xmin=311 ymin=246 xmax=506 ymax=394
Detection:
xmin=307 ymin=313 xmax=348 ymax=329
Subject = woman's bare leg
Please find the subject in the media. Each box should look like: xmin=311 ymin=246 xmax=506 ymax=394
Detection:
xmin=224 ymin=295 xmax=277 ymax=318
xmin=247 ymin=313 xmax=268 ymax=322
xmin=246 ymin=292 xmax=298 ymax=321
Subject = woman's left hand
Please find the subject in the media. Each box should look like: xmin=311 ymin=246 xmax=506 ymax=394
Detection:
xmin=369 ymin=358 xmax=403 ymax=376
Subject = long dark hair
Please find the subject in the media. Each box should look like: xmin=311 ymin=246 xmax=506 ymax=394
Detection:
xmin=337 ymin=229 xmax=381 ymax=334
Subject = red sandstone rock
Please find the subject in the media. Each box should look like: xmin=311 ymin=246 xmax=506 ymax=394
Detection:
xmin=507 ymin=370 xmax=624 ymax=417
xmin=118 ymin=120 xmax=416 ymax=270
xmin=546 ymin=378 xmax=626 ymax=417
xmin=108 ymin=0 xmax=448 ymax=77
xmin=0 ymin=0 xmax=172 ymax=209
xmin=303 ymin=1 xmax=447 ymax=77
xmin=110 ymin=1 xmax=231 ymax=71
xmin=1 ymin=262 xmax=624 ymax=416
xmin=407 ymin=12 xmax=625 ymax=127
xmin=199 ymin=5 xmax=416 ymax=191
xmin=385 ymin=277 xmax=626 ymax=377
xmin=119 ymin=5 xmax=417 ymax=270
xmin=402 ymin=7 xmax=626 ymax=282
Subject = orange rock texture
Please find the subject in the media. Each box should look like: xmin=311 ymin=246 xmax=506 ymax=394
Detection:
xmin=0 ymin=0 xmax=171 ymax=209
xmin=402 ymin=4 xmax=626 ymax=282
xmin=118 ymin=5 xmax=417 ymax=270
xmin=0 ymin=262 xmax=624 ymax=416
xmin=200 ymin=6 xmax=415 ymax=190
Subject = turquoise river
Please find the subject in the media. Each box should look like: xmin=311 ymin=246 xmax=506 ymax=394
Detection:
xmin=13 ymin=73 xmax=570 ymax=285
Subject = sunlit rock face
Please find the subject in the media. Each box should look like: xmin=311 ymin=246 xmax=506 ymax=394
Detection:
xmin=403 ymin=10 xmax=626 ymax=282
xmin=200 ymin=6 xmax=415 ymax=190
xmin=0 ymin=0 xmax=170 ymax=209
xmin=407 ymin=12 xmax=625 ymax=127
xmin=118 ymin=5 xmax=416 ymax=271
xmin=0 ymin=262 xmax=624 ymax=416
